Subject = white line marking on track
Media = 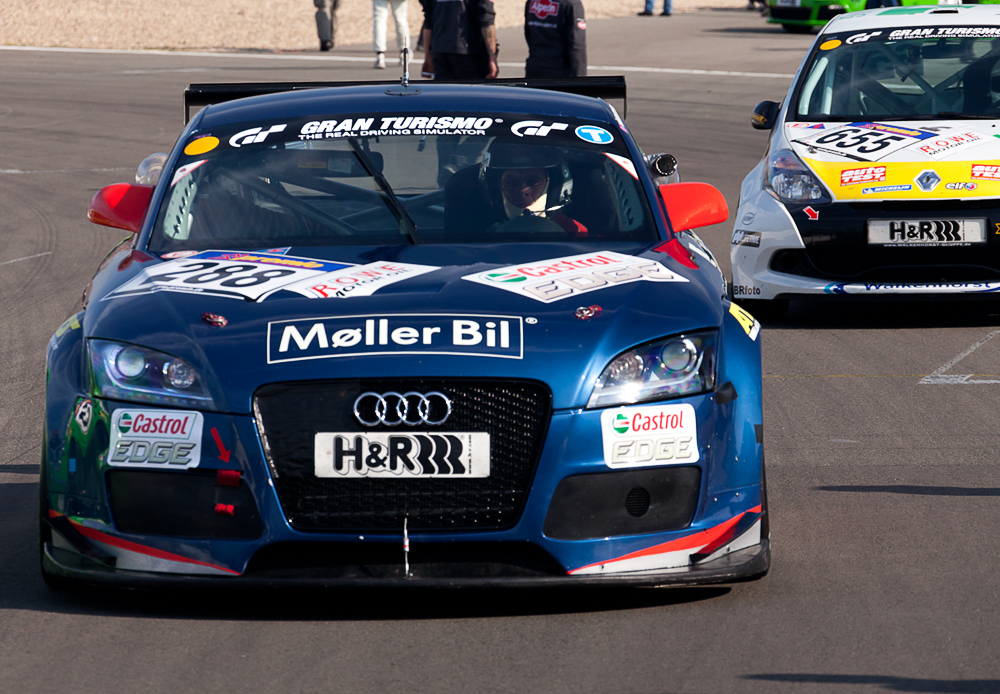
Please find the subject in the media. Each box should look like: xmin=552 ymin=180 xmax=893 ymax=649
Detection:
xmin=0 ymin=45 xmax=796 ymax=79
xmin=0 ymin=167 xmax=131 ymax=175
xmin=920 ymin=330 xmax=1000 ymax=384
xmin=0 ymin=252 xmax=52 ymax=267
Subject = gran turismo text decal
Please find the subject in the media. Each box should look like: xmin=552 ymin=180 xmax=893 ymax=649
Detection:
xmin=462 ymin=251 xmax=687 ymax=303
xmin=267 ymin=313 xmax=524 ymax=363
xmin=299 ymin=116 xmax=495 ymax=139
xmin=600 ymin=404 xmax=698 ymax=469
xmin=108 ymin=409 xmax=204 ymax=469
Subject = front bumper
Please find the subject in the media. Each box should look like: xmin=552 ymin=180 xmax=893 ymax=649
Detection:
xmin=732 ymin=191 xmax=1000 ymax=300
xmin=43 ymin=380 xmax=767 ymax=588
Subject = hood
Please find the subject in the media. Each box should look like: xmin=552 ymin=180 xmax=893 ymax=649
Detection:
xmin=782 ymin=120 xmax=1000 ymax=202
xmin=87 ymin=243 xmax=721 ymax=413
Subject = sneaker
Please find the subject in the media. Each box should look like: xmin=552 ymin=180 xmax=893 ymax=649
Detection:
xmin=374 ymin=53 xmax=386 ymax=69
xmin=637 ymin=10 xmax=653 ymax=15
xmin=660 ymin=10 xmax=672 ymax=14
xmin=320 ymin=40 xmax=333 ymax=51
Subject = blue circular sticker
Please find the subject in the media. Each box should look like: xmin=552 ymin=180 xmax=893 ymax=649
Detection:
xmin=575 ymin=125 xmax=614 ymax=145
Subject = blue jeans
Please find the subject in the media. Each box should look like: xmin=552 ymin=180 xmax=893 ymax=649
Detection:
xmin=645 ymin=0 xmax=671 ymax=12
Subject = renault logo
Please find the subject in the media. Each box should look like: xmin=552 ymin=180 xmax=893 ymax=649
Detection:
xmin=353 ymin=391 xmax=452 ymax=427
xmin=915 ymin=170 xmax=941 ymax=193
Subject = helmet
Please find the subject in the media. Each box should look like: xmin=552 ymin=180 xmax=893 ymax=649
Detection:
xmin=480 ymin=141 xmax=573 ymax=213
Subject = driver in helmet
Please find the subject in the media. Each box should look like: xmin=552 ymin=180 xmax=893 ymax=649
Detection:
xmin=481 ymin=142 xmax=587 ymax=236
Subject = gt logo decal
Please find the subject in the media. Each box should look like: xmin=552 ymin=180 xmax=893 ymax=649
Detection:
xmin=730 ymin=303 xmax=761 ymax=341
xmin=229 ymin=124 xmax=287 ymax=148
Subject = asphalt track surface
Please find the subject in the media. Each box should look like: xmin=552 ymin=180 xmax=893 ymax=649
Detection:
xmin=2 ymin=10 xmax=1000 ymax=694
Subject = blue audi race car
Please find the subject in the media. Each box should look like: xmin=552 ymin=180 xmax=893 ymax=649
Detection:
xmin=41 ymin=77 xmax=769 ymax=588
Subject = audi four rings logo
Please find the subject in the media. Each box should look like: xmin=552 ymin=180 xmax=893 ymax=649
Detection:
xmin=354 ymin=391 xmax=452 ymax=426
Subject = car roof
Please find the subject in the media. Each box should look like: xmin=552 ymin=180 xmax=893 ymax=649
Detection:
xmin=193 ymin=83 xmax=618 ymax=129
xmin=821 ymin=3 xmax=1000 ymax=34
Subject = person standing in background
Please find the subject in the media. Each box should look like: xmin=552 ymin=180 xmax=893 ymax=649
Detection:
xmin=637 ymin=0 xmax=671 ymax=16
xmin=314 ymin=0 xmax=341 ymax=51
xmin=524 ymin=0 xmax=587 ymax=78
xmin=420 ymin=0 xmax=498 ymax=80
xmin=373 ymin=0 xmax=410 ymax=69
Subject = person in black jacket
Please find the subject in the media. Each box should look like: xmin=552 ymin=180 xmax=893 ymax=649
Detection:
xmin=420 ymin=0 xmax=499 ymax=80
xmin=524 ymin=0 xmax=587 ymax=78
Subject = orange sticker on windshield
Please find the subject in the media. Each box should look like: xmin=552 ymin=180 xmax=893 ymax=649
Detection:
xmin=184 ymin=136 xmax=219 ymax=156
xmin=820 ymin=40 xmax=841 ymax=50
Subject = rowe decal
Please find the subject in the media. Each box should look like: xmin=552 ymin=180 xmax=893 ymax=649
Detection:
xmin=108 ymin=409 xmax=204 ymax=469
xmin=281 ymin=262 xmax=438 ymax=299
xmin=462 ymin=251 xmax=687 ymax=303
xmin=105 ymin=250 xmax=353 ymax=302
xmin=267 ymin=313 xmax=524 ymax=363
xmin=840 ymin=166 xmax=886 ymax=186
xmin=315 ymin=432 xmax=490 ymax=478
xmin=600 ymin=403 xmax=698 ymax=468
xmin=913 ymin=131 xmax=986 ymax=158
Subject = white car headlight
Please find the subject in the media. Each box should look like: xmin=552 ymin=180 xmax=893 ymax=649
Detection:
xmin=767 ymin=149 xmax=829 ymax=204
xmin=588 ymin=331 xmax=717 ymax=409
xmin=89 ymin=340 xmax=214 ymax=408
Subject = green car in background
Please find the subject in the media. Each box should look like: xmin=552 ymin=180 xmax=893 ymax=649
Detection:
xmin=766 ymin=0 xmax=992 ymax=33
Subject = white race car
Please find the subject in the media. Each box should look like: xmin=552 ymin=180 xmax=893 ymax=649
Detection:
xmin=734 ymin=4 xmax=1000 ymax=313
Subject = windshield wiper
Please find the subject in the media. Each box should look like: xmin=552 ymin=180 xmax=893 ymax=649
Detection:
xmin=934 ymin=111 xmax=999 ymax=120
xmin=346 ymin=137 xmax=422 ymax=245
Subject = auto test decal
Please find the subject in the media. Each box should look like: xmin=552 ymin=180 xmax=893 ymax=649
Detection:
xmin=462 ymin=251 xmax=687 ymax=303
xmin=267 ymin=313 xmax=524 ymax=363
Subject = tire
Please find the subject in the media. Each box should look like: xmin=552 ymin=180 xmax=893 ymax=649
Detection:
xmin=39 ymin=463 xmax=73 ymax=591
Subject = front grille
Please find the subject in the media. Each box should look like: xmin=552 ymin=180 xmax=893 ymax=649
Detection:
xmin=254 ymin=379 xmax=552 ymax=532
xmin=771 ymin=248 xmax=1000 ymax=282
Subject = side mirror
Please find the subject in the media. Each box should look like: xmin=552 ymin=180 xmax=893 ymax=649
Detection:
xmin=751 ymin=100 xmax=780 ymax=130
xmin=659 ymin=182 xmax=729 ymax=232
xmin=136 ymin=153 xmax=168 ymax=185
xmin=88 ymin=183 xmax=155 ymax=234
xmin=645 ymin=153 xmax=680 ymax=183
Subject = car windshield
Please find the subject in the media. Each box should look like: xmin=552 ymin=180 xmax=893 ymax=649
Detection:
xmin=149 ymin=112 xmax=657 ymax=252
xmin=793 ymin=25 xmax=1000 ymax=121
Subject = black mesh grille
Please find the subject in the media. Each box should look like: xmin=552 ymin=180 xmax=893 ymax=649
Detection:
xmin=254 ymin=379 xmax=551 ymax=532
xmin=769 ymin=7 xmax=811 ymax=20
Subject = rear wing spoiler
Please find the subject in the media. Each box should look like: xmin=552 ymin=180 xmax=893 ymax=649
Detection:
xmin=183 ymin=76 xmax=626 ymax=123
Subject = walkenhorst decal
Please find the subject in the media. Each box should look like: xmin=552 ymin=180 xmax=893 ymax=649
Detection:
xmin=600 ymin=403 xmax=698 ymax=469
xmin=314 ymin=432 xmax=491 ymax=478
xmin=462 ymin=251 xmax=687 ymax=303
xmin=825 ymin=281 xmax=1000 ymax=295
xmin=267 ymin=313 xmax=524 ymax=363
xmin=108 ymin=409 xmax=204 ymax=469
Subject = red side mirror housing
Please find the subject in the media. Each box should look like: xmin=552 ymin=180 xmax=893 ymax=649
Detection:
xmin=88 ymin=183 xmax=154 ymax=234
xmin=658 ymin=182 xmax=729 ymax=232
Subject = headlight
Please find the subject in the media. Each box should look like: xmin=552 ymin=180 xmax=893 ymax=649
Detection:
xmin=89 ymin=340 xmax=214 ymax=408
xmin=588 ymin=331 xmax=717 ymax=408
xmin=767 ymin=149 xmax=829 ymax=204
